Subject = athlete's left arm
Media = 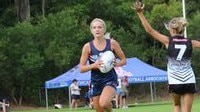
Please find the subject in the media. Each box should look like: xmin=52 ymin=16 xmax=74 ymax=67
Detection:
xmin=192 ymin=40 xmax=200 ymax=48
xmin=111 ymin=39 xmax=126 ymax=67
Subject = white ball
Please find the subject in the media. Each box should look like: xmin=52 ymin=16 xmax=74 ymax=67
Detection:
xmin=99 ymin=51 xmax=115 ymax=73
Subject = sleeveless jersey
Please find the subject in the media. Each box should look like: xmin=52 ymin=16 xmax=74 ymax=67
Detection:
xmin=167 ymin=35 xmax=195 ymax=84
xmin=89 ymin=39 xmax=118 ymax=86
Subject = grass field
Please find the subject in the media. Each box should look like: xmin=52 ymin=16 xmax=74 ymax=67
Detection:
xmin=11 ymin=98 xmax=200 ymax=112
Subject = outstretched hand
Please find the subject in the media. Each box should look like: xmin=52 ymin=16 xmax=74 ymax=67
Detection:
xmin=131 ymin=0 xmax=145 ymax=13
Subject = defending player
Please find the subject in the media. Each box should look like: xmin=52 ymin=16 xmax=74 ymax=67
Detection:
xmin=132 ymin=1 xmax=200 ymax=112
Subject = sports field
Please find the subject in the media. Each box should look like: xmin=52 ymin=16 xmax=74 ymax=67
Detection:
xmin=11 ymin=98 xmax=200 ymax=112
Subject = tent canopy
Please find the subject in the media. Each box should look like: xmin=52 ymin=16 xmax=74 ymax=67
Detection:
xmin=45 ymin=57 xmax=167 ymax=89
xmin=123 ymin=58 xmax=167 ymax=83
xmin=45 ymin=65 xmax=91 ymax=89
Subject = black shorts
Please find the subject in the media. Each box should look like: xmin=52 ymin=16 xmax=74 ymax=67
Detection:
xmin=122 ymin=94 xmax=126 ymax=98
xmin=71 ymin=94 xmax=80 ymax=100
xmin=91 ymin=81 xmax=118 ymax=97
xmin=168 ymin=83 xmax=197 ymax=94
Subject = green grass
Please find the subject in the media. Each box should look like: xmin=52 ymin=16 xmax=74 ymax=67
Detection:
xmin=11 ymin=99 xmax=200 ymax=112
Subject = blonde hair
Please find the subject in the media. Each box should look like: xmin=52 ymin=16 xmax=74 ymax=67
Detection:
xmin=168 ymin=17 xmax=188 ymax=34
xmin=90 ymin=18 xmax=106 ymax=33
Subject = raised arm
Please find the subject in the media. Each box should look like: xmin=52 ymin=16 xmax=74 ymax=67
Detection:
xmin=131 ymin=1 xmax=169 ymax=47
xmin=192 ymin=40 xmax=200 ymax=48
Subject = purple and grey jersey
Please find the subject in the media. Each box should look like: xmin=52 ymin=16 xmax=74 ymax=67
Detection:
xmin=167 ymin=36 xmax=195 ymax=84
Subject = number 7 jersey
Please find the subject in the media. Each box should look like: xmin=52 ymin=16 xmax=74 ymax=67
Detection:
xmin=167 ymin=36 xmax=196 ymax=84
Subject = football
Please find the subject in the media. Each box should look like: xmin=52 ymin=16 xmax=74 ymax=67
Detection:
xmin=99 ymin=51 xmax=115 ymax=73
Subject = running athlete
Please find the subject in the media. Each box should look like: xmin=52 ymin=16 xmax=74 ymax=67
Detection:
xmin=132 ymin=1 xmax=200 ymax=112
xmin=79 ymin=18 xmax=126 ymax=112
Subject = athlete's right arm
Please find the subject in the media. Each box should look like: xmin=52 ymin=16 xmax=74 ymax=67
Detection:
xmin=79 ymin=43 xmax=99 ymax=73
xmin=192 ymin=40 xmax=200 ymax=48
xmin=132 ymin=1 xmax=169 ymax=47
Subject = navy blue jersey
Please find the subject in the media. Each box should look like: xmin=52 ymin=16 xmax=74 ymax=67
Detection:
xmin=167 ymin=36 xmax=195 ymax=84
xmin=88 ymin=39 xmax=118 ymax=86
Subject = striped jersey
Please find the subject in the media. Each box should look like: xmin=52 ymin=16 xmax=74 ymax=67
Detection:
xmin=167 ymin=35 xmax=196 ymax=84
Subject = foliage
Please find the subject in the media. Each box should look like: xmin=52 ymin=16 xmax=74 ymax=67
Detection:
xmin=187 ymin=11 xmax=200 ymax=75
xmin=0 ymin=0 xmax=200 ymax=106
xmin=187 ymin=11 xmax=200 ymax=40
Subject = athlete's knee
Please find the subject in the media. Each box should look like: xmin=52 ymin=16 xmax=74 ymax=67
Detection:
xmin=99 ymin=102 xmax=106 ymax=108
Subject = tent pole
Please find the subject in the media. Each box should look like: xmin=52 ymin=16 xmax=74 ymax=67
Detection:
xmin=68 ymin=87 xmax=71 ymax=109
xmin=154 ymin=82 xmax=157 ymax=101
xmin=45 ymin=88 xmax=49 ymax=111
xmin=150 ymin=82 xmax=154 ymax=102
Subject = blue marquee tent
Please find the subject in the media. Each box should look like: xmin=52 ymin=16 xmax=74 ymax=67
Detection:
xmin=45 ymin=57 xmax=167 ymax=89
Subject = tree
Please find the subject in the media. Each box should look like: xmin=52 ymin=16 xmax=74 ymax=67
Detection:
xmin=1 ymin=22 xmax=44 ymax=105
xmin=15 ymin=0 xmax=30 ymax=22
xmin=42 ymin=0 xmax=45 ymax=18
